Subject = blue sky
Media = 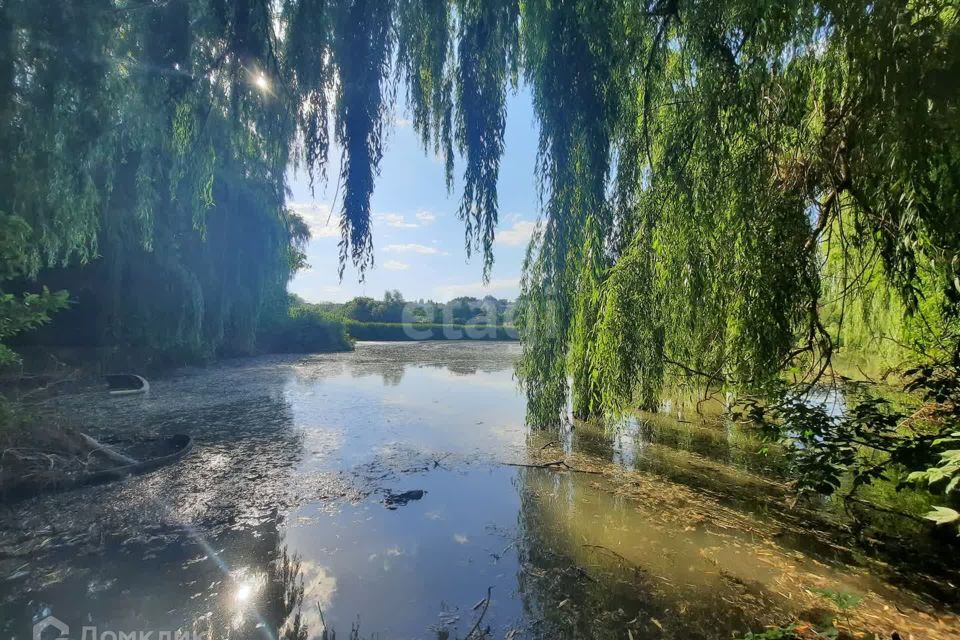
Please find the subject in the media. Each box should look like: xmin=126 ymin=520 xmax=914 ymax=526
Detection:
xmin=287 ymin=87 xmax=539 ymax=303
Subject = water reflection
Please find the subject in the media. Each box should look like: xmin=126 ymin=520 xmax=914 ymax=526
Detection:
xmin=1 ymin=343 xmax=956 ymax=640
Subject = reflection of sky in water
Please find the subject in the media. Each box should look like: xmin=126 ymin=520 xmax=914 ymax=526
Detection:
xmin=801 ymin=384 xmax=847 ymax=417
xmin=284 ymin=362 xmax=528 ymax=471
xmin=283 ymin=466 xmax=525 ymax=637
xmin=0 ymin=343 xmax=532 ymax=639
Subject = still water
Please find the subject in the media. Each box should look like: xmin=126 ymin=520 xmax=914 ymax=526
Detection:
xmin=1 ymin=343 xmax=957 ymax=639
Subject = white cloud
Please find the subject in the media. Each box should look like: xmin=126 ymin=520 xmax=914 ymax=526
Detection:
xmin=384 ymin=243 xmax=447 ymax=255
xmin=383 ymin=260 xmax=410 ymax=271
xmin=375 ymin=212 xmax=418 ymax=229
xmin=415 ymin=210 xmax=437 ymax=224
xmin=433 ymin=277 xmax=521 ymax=300
xmin=496 ymin=220 xmax=536 ymax=247
xmin=290 ymin=204 xmax=428 ymax=235
xmin=295 ymin=561 xmax=337 ymax=633
xmin=288 ymin=201 xmax=339 ymax=238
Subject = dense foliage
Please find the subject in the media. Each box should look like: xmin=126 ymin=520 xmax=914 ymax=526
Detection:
xmin=0 ymin=217 xmax=69 ymax=366
xmin=741 ymin=350 xmax=960 ymax=531
xmin=332 ymin=291 xmax=514 ymax=325
xmin=310 ymin=291 xmax=517 ymax=340
xmin=3 ymin=1 xmax=959 ymax=435
xmin=2 ymin=0 xmax=314 ymax=362
xmin=256 ymin=294 xmax=353 ymax=353
xmin=512 ymin=0 xmax=960 ymax=427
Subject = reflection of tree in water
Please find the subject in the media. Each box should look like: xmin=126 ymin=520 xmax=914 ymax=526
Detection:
xmin=349 ymin=363 xmax=404 ymax=386
xmin=286 ymin=342 xmax=520 ymax=387
xmin=270 ymin=544 xmax=447 ymax=640
xmin=270 ymin=545 xmax=363 ymax=640
xmin=512 ymin=469 xmax=651 ymax=640
xmin=567 ymin=420 xmax=618 ymax=462
xmin=512 ymin=467 xmax=780 ymax=639
xmin=371 ymin=343 xmax=517 ymax=377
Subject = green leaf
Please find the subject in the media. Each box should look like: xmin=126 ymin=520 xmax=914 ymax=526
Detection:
xmin=923 ymin=506 xmax=960 ymax=525
xmin=945 ymin=476 xmax=959 ymax=494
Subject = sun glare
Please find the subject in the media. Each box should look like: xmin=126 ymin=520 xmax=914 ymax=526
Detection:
xmin=253 ymin=72 xmax=270 ymax=93
xmin=234 ymin=582 xmax=253 ymax=603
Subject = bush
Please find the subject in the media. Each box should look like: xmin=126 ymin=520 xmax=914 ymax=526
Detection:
xmin=257 ymin=302 xmax=354 ymax=353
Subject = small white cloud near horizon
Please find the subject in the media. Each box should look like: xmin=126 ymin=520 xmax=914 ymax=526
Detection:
xmin=415 ymin=210 xmax=437 ymax=224
xmin=384 ymin=243 xmax=447 ymax=255
xmin=496 ymin=219 xmax=536 ymax=247
xmin=383 ymin=260 xmax=410 ymax=271
xmin=288 ymin=201 xmax=339 ymax=238
xmin=433 ymin=277 xmax=521 ymax=300
xmin=375 ymin=212 xmax=418 ymax=229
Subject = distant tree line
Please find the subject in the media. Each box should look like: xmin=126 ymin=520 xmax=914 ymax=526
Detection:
xmin=320 ymin=290 xmax=516 ymax=327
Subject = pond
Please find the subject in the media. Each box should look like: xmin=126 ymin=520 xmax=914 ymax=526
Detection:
xmin=1 ymin=342 xmax=957 ymax=640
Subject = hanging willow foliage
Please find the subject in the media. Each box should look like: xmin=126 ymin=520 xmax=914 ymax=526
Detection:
xmin=330 ymin=0 xmax=396 ymax=279
xmin=452 ymin=0 xmax=518 ymax=279
xmin=518 ymin=0 xmax=960 ymax=426
xmin=3 ymin=0 xmax=959 ymax=422
xmin=514 ymin=0 xmax=622 ymax=425
xmin=284 ymin=0 xmax=333 ymax=190
xmin=396 ymin=0 xmax=455 ymax=189
xmin=2 ymin=0 xmax=302 ymax=360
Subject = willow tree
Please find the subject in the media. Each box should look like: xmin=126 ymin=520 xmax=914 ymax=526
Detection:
xmin=0 ymin=0 xmax=115 ymax=363
xmin=3 ymin=0 xmax=958 ymax=416
xmin=2 ymin=0 xmax=308 ymax=360
xmin=515 ymin=0 xmax=960 ymax=425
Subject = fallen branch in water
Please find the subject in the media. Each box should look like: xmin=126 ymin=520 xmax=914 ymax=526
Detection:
xmin=500 ymin=460 xmax=602 ymax=475
xmin=465 ymin=586 xmax=492 ymax=640
xmin=582 ymin=543 xmax=634 ymax=567
xmin=79 ymin=433 xmax=139 ymax=466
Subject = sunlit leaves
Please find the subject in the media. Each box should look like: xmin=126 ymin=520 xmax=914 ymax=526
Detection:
xmin=4 ymin=0 xmax=960 ymax=400
xmin=396 ymin=0 xmax=454 ymax=187
xmin=923 ymin=506 xmax=960 ymax=527
xmin=515 ymin=0 xmax=960 ymax=427
xmin=283 ymin=0 xmax=332 ymax=189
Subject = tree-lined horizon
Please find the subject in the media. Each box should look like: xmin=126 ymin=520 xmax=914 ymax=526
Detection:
xmin=3 ymin=0 xmax=959 ymax=425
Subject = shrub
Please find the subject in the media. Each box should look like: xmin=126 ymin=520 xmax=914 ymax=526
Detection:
xmin=257 ymin=302 xmax=353 ymax=353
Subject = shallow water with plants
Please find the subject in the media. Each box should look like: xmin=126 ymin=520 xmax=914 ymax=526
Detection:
xmin=0 ymin=343 xmax=957 ymax=640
